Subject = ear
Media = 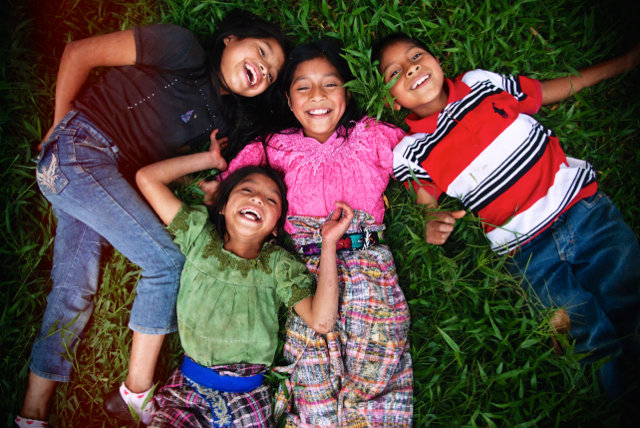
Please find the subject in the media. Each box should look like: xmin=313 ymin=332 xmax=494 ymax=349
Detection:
xmin=271 ymin=227 xmax=278 ymax=237
xmin=223 ymin=35 xmax=235 ymax=46
xmin=346 ymin=91 xmax=352 ymax=105
xmin=219 ymin=204 xmax=226 ymax=215
xmin=286 ymin=93 xmax=292 ymax=110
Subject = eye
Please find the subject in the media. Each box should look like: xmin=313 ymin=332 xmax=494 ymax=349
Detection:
xmin=260 ymin=47 xmax=266 ymax=58
xmin=412 ymin=53 xmax=422 ymax=60
xmin=268 ymin=73 xmax=273 ymax=82
xmin=241 ymin=187 xmax=251 ymax=192
xmin=390 ymin=70 xmax=399 ymax=77
xmin=268 ymin=198 xmax=277 ymax=204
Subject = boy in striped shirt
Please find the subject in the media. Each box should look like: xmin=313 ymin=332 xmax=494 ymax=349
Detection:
xmin=373 ymin=33 xmax=640 ymax=401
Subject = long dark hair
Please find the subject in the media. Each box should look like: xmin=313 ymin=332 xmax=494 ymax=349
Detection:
xmin=210 ymin=166 xmax=288 ymax=240
xmin=202 ymin=9 xmax=292 ymax=155
xmin=256 ymin=40 xmax=365 ymax=156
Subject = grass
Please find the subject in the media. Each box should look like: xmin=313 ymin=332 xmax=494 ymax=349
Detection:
xmin=1 ymin=0 xmax=639 ymax=426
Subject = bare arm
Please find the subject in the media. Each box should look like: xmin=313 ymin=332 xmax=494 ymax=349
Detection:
xmin=541 ymin=42 xmax=640 ymax=105
xmin=293 ymin=202 xmax=355 ymax=334
xmin=41 ymin=29 xmax=136 ymax=145
xmin=136 ymin=130 xmax=228 ymax=225
xmin=416 ymin=187 xmax=466 ymax=245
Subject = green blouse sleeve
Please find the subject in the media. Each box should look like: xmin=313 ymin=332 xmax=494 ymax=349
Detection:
xmin=166 ymin=203 xmax=210 ymax=253
xmin=274 ymin=250 xmax=316 ymax=308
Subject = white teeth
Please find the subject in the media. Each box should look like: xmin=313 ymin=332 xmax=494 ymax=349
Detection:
xmin=240 ymin=208 xmax=262 ymax=220
xmin=245 ymin=64 xmax=257 ymax=85
xmin=411 ymin=75 xmax=429 ymax=90
xmin=308 ymin=109 xmax=329 ymax=115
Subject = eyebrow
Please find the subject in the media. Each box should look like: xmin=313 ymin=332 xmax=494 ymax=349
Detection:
xmin=292 ymin=73 xmax=340 ymax=84
xmin=382 ymin=44 xmax=420 ymax=74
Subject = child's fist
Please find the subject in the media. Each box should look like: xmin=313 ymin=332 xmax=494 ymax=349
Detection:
xmin=208 ymin=129 xmax=228 ymax=172
xmin=322 ymin=202 xmax=355 ymax=245
xmin=425 ymin=210 xmax=466 ymax=245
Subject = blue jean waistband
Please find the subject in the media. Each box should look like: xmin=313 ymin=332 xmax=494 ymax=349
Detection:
xmin=180 ymin=357 xmax=265 ymax=393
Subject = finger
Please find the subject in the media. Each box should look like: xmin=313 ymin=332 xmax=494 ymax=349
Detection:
xmin=209 ymin=129 xmax=219 ymax=142
xmin=329 ymin=207 xmax=343 ymax=221
xmin=451 ymin=210 xmax=466 ymax=219
xmin=426 ymin=220 xmax=454 ymax=233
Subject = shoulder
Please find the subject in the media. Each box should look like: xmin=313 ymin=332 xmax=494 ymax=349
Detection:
xmin=133 ymin=24 xmax=204 ymax=69
xmin=354 ymin=116 xmax=404 ymax=136
xmin=460 ymin=69 xmax=515 ymax=91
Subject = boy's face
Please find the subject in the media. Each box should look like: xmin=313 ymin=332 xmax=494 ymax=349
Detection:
xmin=380 ymin=40 xmax=448 ymax=118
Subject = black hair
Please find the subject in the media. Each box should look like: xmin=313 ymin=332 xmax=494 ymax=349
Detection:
xmin=210 ymin=166 xmax=288 ymax=240
xmin=371 ymin=32 xmax=432 ymax=69
xmin=202 ymin=9 xmax=292 ymax=154
xmin=255 ymin=40 xmax=365 ymax=157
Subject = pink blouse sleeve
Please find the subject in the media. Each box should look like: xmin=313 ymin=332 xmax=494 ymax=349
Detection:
xmin=220 ymin=141 xmax=267 ymax=180
xmin=370 ymin=119 xmax=406 ymax=173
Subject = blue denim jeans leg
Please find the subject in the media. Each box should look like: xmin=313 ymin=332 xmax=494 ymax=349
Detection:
xmin=31 ymin=111 xmax=185 ymax=381
xmin=507 ymin=191 xmax=640 ymax=399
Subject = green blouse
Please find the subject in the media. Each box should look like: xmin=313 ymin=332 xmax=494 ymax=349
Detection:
xmin=167 ymin=204 xmax=315 ymax=367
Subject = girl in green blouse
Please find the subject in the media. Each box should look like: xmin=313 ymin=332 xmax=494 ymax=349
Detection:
xmin=135 ymin=129 xmax=354 ymax=427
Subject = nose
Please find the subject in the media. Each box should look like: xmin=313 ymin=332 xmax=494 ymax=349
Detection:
xmin=259 ymin=63 xmax=267 ymax=78
xmin=406 ymin=64 xmax=421 ymax=77
xmin=250 ymin=194 xmax=264 ymax=205
xmin=310 ymin=86 xmax=326 ymax=102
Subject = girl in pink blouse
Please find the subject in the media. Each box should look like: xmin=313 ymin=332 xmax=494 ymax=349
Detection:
xmin=223 ymin=41 xmax=413 ymax=427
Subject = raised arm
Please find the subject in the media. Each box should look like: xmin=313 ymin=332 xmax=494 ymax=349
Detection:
xmin=293 ymin=202 xmax=355 ymax=334
xmin=41 ymin=29 xmax=136 ymax=145
xmin=541 ymin=42 xmax=640 ymax=105
xmin=136 ymin=130 xmax=228 ymax=225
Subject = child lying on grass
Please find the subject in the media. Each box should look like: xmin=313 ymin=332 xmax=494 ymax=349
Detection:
xmin=135 ymin=130 xmax=354 ymax=427
xmin=373 ymin=33 xmax=640 ymax=401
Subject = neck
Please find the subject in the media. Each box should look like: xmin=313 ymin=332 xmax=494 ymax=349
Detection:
xmin=223 ymin=236 xmax=263 ymax=259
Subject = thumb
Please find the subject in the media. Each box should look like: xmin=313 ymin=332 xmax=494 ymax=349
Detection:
xmin=451 ymin=210 xmax=466 ymax=219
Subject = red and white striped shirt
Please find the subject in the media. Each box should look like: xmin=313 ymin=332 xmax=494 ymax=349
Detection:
xmin=393 ymin=69 xmax=597 ymax=254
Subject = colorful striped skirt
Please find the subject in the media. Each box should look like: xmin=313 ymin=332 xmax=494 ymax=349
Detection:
xmin=150 ymin=362 xmax=272 ymax=428
xmin=274 ymin=211 xmax=413 ymax=427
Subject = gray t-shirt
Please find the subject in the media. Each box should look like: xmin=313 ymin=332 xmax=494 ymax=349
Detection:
xmin=74 ymin=24 xmax=230 ymax=169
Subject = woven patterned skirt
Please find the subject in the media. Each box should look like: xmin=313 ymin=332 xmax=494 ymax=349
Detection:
xmin=150 ymin=363 xmax=272 ymax=428
xmin=274 ymin=211 xmax=413 ymax=427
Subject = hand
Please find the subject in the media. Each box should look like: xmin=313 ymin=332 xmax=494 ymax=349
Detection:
xmin=321 ymin=202 xmax=355 ymax=245
xmin=208 ymin=129 xmax=228 ymax=172
xmin=37 ymin=125 xmax=56 ymax=151
xmin=425 ymin=210 xmax=466 ymax=245
xmin=198 ymin=180 xmax=220 ymax=205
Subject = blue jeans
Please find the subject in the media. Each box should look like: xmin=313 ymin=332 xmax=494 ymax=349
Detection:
xmin=507 ymin=191 xmax=640 ymax=399
xmin=32 ymin=111 xmax=184 ymax=382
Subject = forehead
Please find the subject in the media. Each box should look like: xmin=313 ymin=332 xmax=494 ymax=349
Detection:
xmin=292 ymin=57 xmax=341 ymax=81
xmin=380 ymin=40 xmax=423 ymax=67
xmin=239 ymin=173 xmax=281 ymax=197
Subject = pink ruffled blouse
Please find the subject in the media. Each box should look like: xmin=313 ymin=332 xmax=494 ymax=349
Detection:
xmin=224 ymin=117 xmax=406 ymax=234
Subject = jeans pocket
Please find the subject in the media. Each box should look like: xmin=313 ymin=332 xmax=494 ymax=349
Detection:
xmin=578 ymin=191 xmax=602 ymax=210
xmin=36 ymin=139 xmax=69 ymax=196
xmin=73 ymin=128 xmax=118 ymax=172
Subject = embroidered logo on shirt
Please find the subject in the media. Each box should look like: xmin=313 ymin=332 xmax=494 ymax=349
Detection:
xmin=492 ymin=102 xmax=508 ymax=118
xmin=181 ymin=110 xmax=195 ymax=123
xmin=36 ymin=153 xmax=61 ymax=192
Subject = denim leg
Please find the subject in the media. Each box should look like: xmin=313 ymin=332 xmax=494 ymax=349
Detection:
xmin=508 ymin=192 xmax=640 ymax=398
xmin=30 ymin=208 xmax=107 ymax=382
xmin=33 ymin=112 xmax=185 ymax=380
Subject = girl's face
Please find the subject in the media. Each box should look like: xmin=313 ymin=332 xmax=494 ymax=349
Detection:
xmin=287 ymin=57 xmax=349 ymax=143
xmin=219 ymin=36 xmax=286 ymax=97
xmin=221 ymin=173 xmax=283 ymax=242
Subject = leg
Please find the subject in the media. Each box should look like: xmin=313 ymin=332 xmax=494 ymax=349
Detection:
xmin=127 ymin=331 xmax=165 ymax=393
xmin=29 ymin=208 xmax=108 ymax=381
xmin=20 ymin=374 xmax=57 ymax=421
xmin=31 ymin=115 xmax=184 ymax=419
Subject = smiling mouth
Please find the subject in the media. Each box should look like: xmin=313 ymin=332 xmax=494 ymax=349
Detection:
xmin=245 ymin=63 xmax=259 ymax=87
xmin=239 ymin=207 xmax=262 ymax=221
xmin=307 ymin=109 xmax=332 ymax=116
xmin=411 ymin=74 xmax=430 ymax=90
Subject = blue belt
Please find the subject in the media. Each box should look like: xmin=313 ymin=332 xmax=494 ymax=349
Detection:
xmin=180 ymin=357 xmax=265 ymax=393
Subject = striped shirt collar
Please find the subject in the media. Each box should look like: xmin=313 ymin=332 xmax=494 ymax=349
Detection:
xmin=405 ymin=76 xmax=470 ymax=134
